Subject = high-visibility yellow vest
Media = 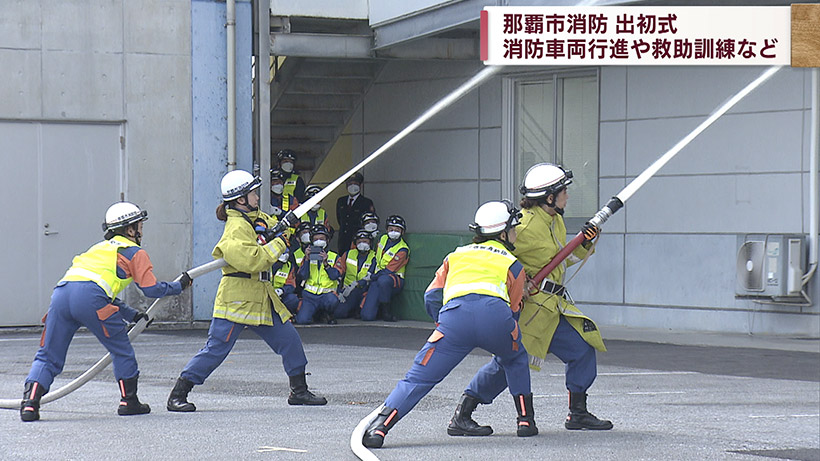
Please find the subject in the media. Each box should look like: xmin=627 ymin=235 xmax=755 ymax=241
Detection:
xmin=442 ymin=240 xmax=517 ymax=305
xmin=60 ymin=235 xmax=137 ymax=299
xmin=273 ymin=261 xmax=291 ymax=289
xmin=300 ymin=208 xmax=326 ymax=225
xmin=293 ymin=247 xmax=305 ymax=266
xmin=343 ymin=249 xmax=376 ymax=286
xmin=304 ymin=251 xmax=338 ymax=295
xmin=283 ymin=173 xmax=299 ymax=198
xmin=376 ymin=234 xmax=409 ymax=278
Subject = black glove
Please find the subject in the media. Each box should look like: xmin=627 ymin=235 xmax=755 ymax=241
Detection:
xmin=179 ymin=271 xmax=192 ymax=290
xmin=581 ymin=222 xmax=599 ymax=242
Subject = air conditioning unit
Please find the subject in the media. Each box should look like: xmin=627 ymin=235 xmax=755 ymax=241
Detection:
xmin=735 ymin=234 xmax=806 ymax=298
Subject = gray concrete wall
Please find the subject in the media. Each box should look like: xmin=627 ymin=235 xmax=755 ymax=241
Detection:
xmin=349 ymin=60 xmax=819 ymax=336
xmin=0 ymin=0 xmax=193 ymax=320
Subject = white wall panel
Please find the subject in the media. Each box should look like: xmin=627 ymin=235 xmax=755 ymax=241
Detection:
xmin=125 ymin=0 xmax=191 ymax=55
xmin=1 ymin=0 xmax=41 ymax=49
xmin=626 ymin=111 xmax=803 ymax=177
xmin=0 ymin=49 xmax=41 ymax=118
xmin=362 ymin=129 xmax=479 ymax=182
xmin=568 ymin=233 xmax=625 ymax=304
xmin=599 ymin=121 xmax=625 ymax=177
xmin=42 ymin=51 xmax=124 ymax=119
xmin=627 ymin=67 xmax=804 ymax=120
xmin=600 ymin=66 xmax=626 ymax=121
xmin=479 ymin=127 xmax=501 ymax=180
xmin=366 ymin=181 xmax=478 ymax=233
xmin=42 ymin=0 xmax=123 ymax=53
xmin=625 ymin=173 xmax=802 ymax=234
xmin=364 ymin=79 xmax=479 ymax=133
xmin=624 ymin=234 xmax=738 ymax=309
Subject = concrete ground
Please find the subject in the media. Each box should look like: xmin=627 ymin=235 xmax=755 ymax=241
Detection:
xmin=0 ymin=320 xmax=818 ymax=461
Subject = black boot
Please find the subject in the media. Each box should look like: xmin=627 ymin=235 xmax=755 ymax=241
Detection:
xmin=167 ymin=377 xmax=196 ymax=412
xmin=20 ymin=381 xmax=46 ymax=422
xmin=513 ymin=393 xmax=538 ymax=437
xmin=362 ymin=407 xmax=400 ymax=448
xmin=378 ymin=303 xmax=397 ymax=322
xmin=448 ymin=393 xmax=493 ymax=436
xmin=117 ymin=376 xmax=151 ymax=416
xmin=565 ymin=392 xmax=613 ymax=430
xmin=287 ymin=373 xmax=327 ymax=405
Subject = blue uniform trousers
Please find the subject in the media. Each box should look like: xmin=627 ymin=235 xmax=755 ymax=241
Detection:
xmin=295 ymin=291 xmax=339 ymax=324
xmin=26 ymin=281 xmax=139 ymax=390
xmin=383 ymin=294 xmax=530 ymax=419
xmin=360 ymin=273 xmax=404 ymax=321
xmin=466 ymin=316 xmax=597 ymax=403
xmin=333 ymin=285 xmax=365 ymax=318
xmin=280 ymin=292 xmax=300 ymax=315
xmin=180 ymin=316 xmax=308 ymax=385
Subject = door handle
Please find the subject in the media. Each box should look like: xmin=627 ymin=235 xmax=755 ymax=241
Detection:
xmin=44 ymin=230 xmax=59 ymax=236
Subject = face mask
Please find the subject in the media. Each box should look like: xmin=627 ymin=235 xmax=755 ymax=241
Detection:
xmin=281 ymin=162 xmax=294 ymax=173
xmin=311 ymin=204 xmax=321 ymax=211
xmin=356 ymin=242 xmax=370 ymax=252
xmin=347 ymin=184 xmax=360 ymax=195
xmin=278 ymin=252 xmax=289 ymax=263
xmin=313 ymin=239 xmax=327 ymax=248
xmin=364 ymin=222 xmax=378 ymax=232
xmin=300 ymin=233 xmax=311 ymax=244
xmin=387 ymin=231 xmax=401 ymax=240
xmin=271 ymin=184 xmax=284 ymax=195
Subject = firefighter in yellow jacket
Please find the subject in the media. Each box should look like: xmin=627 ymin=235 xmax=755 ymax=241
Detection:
xmin=453 ymin=163 xmax=612 ymax=431
xmin=166 ymin=170 xmax=326 ymax=412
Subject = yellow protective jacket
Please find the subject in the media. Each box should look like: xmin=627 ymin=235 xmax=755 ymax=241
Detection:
xmin=513 ymin=206 xmax=605 ymax=371
xmin=211 ymin=208 xmax=291 ymax=326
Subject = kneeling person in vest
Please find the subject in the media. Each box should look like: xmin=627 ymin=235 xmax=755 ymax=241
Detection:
xmin=300 ymin=185 xmax=332 ymax=231
xmin=270 ymin=168 xmax=299 ymax=223
xmin=295 ymin=224 xmax=343 ymax=325
xmin=334 ymin=229 xmax=377 ymax=319
xmin=363 ymin=201 xmax=534 ymax=449
xmin=360 ymin=215 xmax=409 ymax=322
xmin=271 ymin=249 xmax=300 ymax=315
xmin=21 ymin=202 xmax=191 ymax=422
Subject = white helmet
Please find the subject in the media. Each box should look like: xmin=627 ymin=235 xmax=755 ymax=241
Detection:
xmin=469 ymin=200 xmax=521 ymax=237
xmin=221 ymin=170 xmax=262 ymax=201
xmin=103 ymin=202 xmax=148 ymax=232
xmin=519 ymin=163 xmax=573 ymax=199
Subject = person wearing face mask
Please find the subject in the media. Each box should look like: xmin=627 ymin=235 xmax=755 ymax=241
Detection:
xmin=361 ymin=212 xmax=380 ymax=242
xmin=335 ymin=171 xmax=375 ymax=253
xmin=300 ymin=184 xmax=332 ymax=230
xmin=295 ymin=224 xmax=343 ymax=325
xmin=447 ymin=163 xmax=611 ymax=433
xmin=270 ymin=168 xmax=300 ymax=223
xmin=360 ymin=215 xmax=410 ymax=322
xmin=166 ymin=170 xmax=326 ymax=412
xmin=271 ymin=248 xmax=300 ymax=315
xmin=334 ymin=230 xmax=378 ymax=319
xmin=362 ymin=201 xmax=533 ymax=449
xmin=276 ymin=149 xmax=306 ymax=202
xmin=20 ymin=202 xmax=191 ymax=422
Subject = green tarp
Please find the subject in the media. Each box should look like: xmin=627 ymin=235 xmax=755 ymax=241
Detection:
xmin=390 ymin=233 xmax=474 ymax=321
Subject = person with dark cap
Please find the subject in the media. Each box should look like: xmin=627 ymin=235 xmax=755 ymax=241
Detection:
xmin=335 ymin=171 xmax=375 ymax=254
xmin=334 ymin=229 xmax=378 ymax=319
xmin=360 ymin=215 xmax=409 ymax=322
xmin=295 ymin=224 xmax=343 ymax=325
xmin=270 ymin=168 xmax=300 ymax=223
xmin=276 ymin=149 xmax=306 ymax=202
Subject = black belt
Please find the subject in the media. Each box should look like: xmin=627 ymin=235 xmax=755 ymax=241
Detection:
xmin=225 ymin=271 xmax=271 ymax=282
xmin=541 ymin=280 xmax=566 ymax=297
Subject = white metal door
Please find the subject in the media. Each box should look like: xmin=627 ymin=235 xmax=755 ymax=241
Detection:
xmin=0 ymin=122 xmax=122 ymax=326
